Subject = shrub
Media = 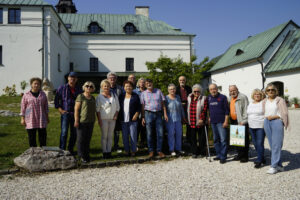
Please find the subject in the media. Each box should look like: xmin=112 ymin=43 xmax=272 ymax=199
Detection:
xmin=20 ymin=80 xmax=28 ymax=92
xmin=2 ymin=84 xmax=17 ymax=97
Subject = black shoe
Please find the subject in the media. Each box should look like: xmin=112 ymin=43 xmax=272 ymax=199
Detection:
xmin=192 ymin=154 xmax=197 ymax=159
xmin=240 ymin=158 xmax=249 ymax=163
xmin=107 ymin=152 xmax=112 ymax=159
xmin=214 ymin=157 xmax=221 ymax=161
xmin=220 ymin=159 xmax=226 ymax=164
xmin=233 ymin=155 xmax=242 ymax=161
xmin=103 ymin=153 xmax=107 ymax=159
xmin=254 ymin=162 xmax=263 ymax=168
xmin=197 ymin=154 xmax=204 ymax=158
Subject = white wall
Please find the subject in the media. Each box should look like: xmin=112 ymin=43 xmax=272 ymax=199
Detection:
xmin=0 ymin=6 xmax=43 ymax=94
xmin=70 ymin=35 xmax=191 ymax=73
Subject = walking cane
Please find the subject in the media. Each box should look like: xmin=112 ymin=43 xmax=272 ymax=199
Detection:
xmin=204 ymin=125 xmax=212 ymax=162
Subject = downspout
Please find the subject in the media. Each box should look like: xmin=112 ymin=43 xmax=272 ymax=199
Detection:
xmin=257 ymin=59 xmax=265 ymax=90
xmin=189 ymin=36 xmax=193 ymax=63
xmin=41 ymin=6 xmax=45 ymax=80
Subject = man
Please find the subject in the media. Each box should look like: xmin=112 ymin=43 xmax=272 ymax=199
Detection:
xmin=128 ymin=74 xmax=136 ymax=86
xmin=229 ymin=85 xmax=249 ymax=163
xmin=107 ymin=72 xmax=123 ymax=152
xmin=176 ymin=76 xmax=192 ymax=144
xmin=141 ymin=79 xmax=168 ymax=158
xmin=54 ymin=72 xmax=82 ymax=154
xmin=208 ymin=83 xmax=229 ymax=164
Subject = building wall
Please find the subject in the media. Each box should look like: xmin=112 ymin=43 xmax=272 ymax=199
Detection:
xmin=0 ymin=6 xmax=43 ymax=94
xmin=70 ymin=35 xmax=192 ymax=73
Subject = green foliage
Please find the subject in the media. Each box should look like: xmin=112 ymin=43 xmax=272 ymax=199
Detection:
xmin=292 ymin=97 xmax=299 ymax=105
xmin=20 ymin=80 xmax=28 ymax=92
xmin=2 ymin=84 xmax=17 ymax=97
xmin=145 ymin=55 xmax=215 ymax=94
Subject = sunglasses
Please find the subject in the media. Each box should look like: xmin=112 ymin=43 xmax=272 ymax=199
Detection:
xmin=266 ymin=89 xmax=275 ymax=92
xmin=85 ymin=85 xmax=93 ymax=89
xmin=194 ymin=91 xmax=200 ymax=93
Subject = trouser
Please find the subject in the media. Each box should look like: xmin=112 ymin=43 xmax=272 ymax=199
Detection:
xmin=166 ymin=120 xmax=182 ymax=152
xmin=27 ymin=128 xmax=47 ymax=147
xmin=211 ymin=123 xmax=228 ymax=160
xmin=145 ymin=111 xmax=164 ymax=152
xmin=121 ymin=121 xmax=138 ymax=152
xmin=182 ymin=103 xmax=191 ymax=143
xmin=137 ymin=118 xmax=147 ymax=146
xmin=190 ymin=127 xmax=206 ymax=155
xmin=231 ymin=119 xmax=249 ymax=159
xmin=113 ymin=118 xmax=121 ymax=149
xmin=76 ymin=122 xmax=94 ymax=161
xmin=264 ymin=119 xmax=284 ymax=168
xmin=101 ymin=119 xmax=116 ymax=153
xmin=249 ymin=128 xmax=265 ymax=163
xmin=60 ymin=113 xmax=77 ymax=152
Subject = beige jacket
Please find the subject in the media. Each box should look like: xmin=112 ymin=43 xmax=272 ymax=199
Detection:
xmin=229 ymin=92 xmax=249 ymax=124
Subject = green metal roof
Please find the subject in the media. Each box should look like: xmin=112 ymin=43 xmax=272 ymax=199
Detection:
xmin=209 ymin=21 xmax=293 ymax=72
xmin=0 ymin=0 xmax=50 ymax=6
xmin=58 ymin=13 xmax=194 ymax=36
xmin=265 ymin=29 xmax=300 ymax=73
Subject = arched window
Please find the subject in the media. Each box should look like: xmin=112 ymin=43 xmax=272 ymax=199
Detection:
xmin=88 ymin=22 xmax=102 ymax=34
xmin=236 ymin=49 xmax=244 ymax=56
xmin=123 ymin=23 xmax=137 ymax=34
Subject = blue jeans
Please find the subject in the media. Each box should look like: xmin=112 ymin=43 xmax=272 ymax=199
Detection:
xmin=264 ymin=119 xmax=284 ymax=168
xmin=60 ymin=113 xmax=77 ymax=152
xmin=166 ymin=120 xmax=182 ymax=152
xmin=249 ymin=128 xmax=265 ymax=163
xmin=121 ymin=121 xmax=138 ymax=152
xmin=211 ymin=123 xmax=228 ymax=160
xmin=145 ymin=111 xmax=164 ymax=152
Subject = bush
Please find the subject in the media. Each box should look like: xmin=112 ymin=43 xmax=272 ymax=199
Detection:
xmin=2 ymin=84 xmax=17 ymax=97
xmin=20 ymin=80 xmax=28 ymax=92
xmin=292 ymin=97 xmax=299 ymax=105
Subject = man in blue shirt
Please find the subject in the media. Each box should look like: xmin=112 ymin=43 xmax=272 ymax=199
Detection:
xmin=208 ymin=83 xmax=229 ymax=164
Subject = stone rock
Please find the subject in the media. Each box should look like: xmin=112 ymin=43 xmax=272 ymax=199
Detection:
xmin=0 ymin=110 xmax=19 ymax=117
xmin=14 ymin=147 xmax=77 ymax=172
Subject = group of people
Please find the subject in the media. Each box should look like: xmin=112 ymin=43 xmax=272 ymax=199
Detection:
xmin=20 ymin=72 xmax=289 ymax=174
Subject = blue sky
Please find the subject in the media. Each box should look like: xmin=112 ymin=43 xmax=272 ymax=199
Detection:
xmin=46 ymin=0 xmax=300 ymax=62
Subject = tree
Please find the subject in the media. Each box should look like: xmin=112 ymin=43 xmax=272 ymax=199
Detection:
xmin=145 ymin=55 xmax=215 ymax=94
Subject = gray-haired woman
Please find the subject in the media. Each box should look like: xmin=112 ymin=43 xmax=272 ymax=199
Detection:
xmin=187 ymin=84 xmax=208 ymax=158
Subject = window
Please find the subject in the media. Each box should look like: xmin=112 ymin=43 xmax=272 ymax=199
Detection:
xmin=65 ymin=24 xmax=72 ymax=29
xmin=0 ymin=46 xmax=2 ymax=65
xmin=58 ymin=54 xmax=61 ymax=72
xmin=0 ymin=8 xmax=3 ymax=24
xmin=235 ymin=49 xmax=244 ymax=56
xmin=58 ymin=22 xmax=62 ymax=36
xmin=8 ymin=8 xmax=21 ymax=24
xmin=88 ymin=22 xmax=102 ymax=34
xmin=126 ymin=58 xmax=134 ymax=71
xmin=90 ymin=58 xmax=98 ymax=72
xmin=124 ymin=23 xmax=137 ymax=34
xmin=69 ymin=62 xmax=74 ymax=72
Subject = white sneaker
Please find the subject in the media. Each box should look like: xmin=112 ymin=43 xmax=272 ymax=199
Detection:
xmin=267 ymin=167 xmax=278 ymax=174
xmin=277 ymin=166 xmax=284 ymax=172
xmin=171 ymin=152 xmax=176 ymax=156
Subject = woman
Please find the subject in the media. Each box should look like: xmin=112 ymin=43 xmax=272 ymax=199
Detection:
xmin=119 ymin=81 xmax=141 ymax=156
xmin=247 ymin=89 xmax=266 ymax=168
xmin=20 ymin=77 xmax=49 ymax=147
xmin=187 ymin=84 xmax=208 ymax=158
xmin=96 ymin=79 xmax=120 ymax=159
xmin=263 ymin=83 xmax=289 ymax=174
xmin=134 ymin=77 xmax=147 ymax=148
xmin=165 ymin=84 xmax=186 ymax=156
xmin=74 ymin=81 xmax=96 ymax=163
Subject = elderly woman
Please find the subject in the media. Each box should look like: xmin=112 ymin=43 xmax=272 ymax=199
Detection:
xmin=20 ymin=77 xmax=49 ymax=147
xmin=165 ymin=84 xmax=186 ymax=156
xmin=119 ymin=81 xmax=141 ymax=156
xmin=263 ymin=83 xmax=289 ymax=174
xmin=247 ymin=89 xmax=266 ymax=168
xmin=74 ymin=81 xmax=96 ymax=163
xmin=187 ymin=84 xmax=208 ymax=158
xmin=96 ymin=79 xmax=120 ymax=159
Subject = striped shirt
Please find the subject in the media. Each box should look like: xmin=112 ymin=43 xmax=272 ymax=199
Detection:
xmin=140 ymin=88 xmax=165 ymax=112
xmin=20 ymin=91 xmax=49 ymax=129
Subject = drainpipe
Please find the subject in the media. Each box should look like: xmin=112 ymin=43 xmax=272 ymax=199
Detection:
xmin=41 ymin=6 xmax=45 ymax=80
xmin=189 ymin=36 xmax=193 ymax=63
xmin=257 ymin=59 xmax=265 ymax=90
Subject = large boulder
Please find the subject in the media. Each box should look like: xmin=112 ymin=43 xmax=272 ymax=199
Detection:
xmin=14 ymin=147 xmax=77 ymax=172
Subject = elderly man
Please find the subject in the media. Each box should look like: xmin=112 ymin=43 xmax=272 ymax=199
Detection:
xmin=141 ymin=79 xmax=168 ymax=158
xmin=55 ymin=72 xmax=83 ymax=154
xmin=107 ymin=72 xmax=123 ymax=152
xmin=229 ymin=85 xmax=249 ymax=163
xmin=176 ymin=76 xmax=192 ymax=144
xmin=128 ymin=74 xmax=136 ymax=86
xmin=208 ymin=83 xmax=229 ymax=164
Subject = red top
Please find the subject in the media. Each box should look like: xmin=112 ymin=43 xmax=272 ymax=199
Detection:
xmin=180 ymin=87 xmax=187 ymax=102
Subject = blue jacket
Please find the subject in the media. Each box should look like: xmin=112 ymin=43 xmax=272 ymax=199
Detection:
xmin=118 ymin=92 xmax=141 ymax=122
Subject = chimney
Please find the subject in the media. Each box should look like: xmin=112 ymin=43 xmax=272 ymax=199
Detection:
xmin=135 ymin=6 xmax=149 ymax=17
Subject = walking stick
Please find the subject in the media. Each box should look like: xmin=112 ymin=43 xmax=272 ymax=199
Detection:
xmin=204 ymin=125 xmax=212 ymax=162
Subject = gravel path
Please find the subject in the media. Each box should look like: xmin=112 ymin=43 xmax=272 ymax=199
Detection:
xmin=1 ymin=110 xmax=300 ymax=199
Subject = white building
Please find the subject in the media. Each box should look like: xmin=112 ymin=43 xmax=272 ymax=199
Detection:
xmin=209 ymin=20 xmax=300 ymax=101
xmin=0 ymin=0 xmax=195 ymax=94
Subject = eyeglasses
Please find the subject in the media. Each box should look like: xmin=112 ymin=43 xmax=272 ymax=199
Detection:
xmin=85 ymin=85 xmax=93 ymax=89
xmin=266 ymin=89 xmax=275 ymax=92
xmin=194 ymin=91 xmax=200 ymax=93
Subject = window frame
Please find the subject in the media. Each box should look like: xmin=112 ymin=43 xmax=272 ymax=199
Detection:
xmin=0 ymin=8 xmax=3 ymax=24
xmin=58 ymin=22 xmax=62 ymax=36
xmin=58 ymin=54 xmax=61 ymax=72
xmin=124 ymin=23 xmax=137 ymax=35
xmin=90 ymin=57 xmax=98 ymax=72
xmin=88 ymin=22 xmax=102 ymax=34
xmin=0 ymin=46 xmax=3 ymax=65
xmin=126 ymin=58 xmax=134 ymax=71
xmin=8 ymin=8 xmax=21 ymax=24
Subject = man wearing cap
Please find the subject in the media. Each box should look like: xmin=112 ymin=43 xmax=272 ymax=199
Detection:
xmin=55 ymin=72 xmax=83 ymax=154
xmin=141 ymin=79 xmax=168 ymax=158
